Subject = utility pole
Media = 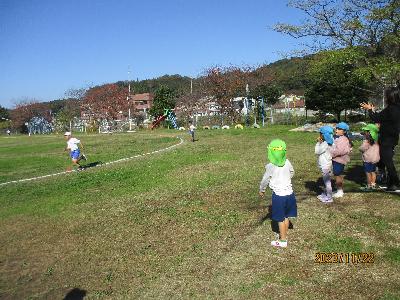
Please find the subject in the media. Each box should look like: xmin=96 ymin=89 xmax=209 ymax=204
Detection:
xmin=127 ymin=66 xmax=134 ymax=132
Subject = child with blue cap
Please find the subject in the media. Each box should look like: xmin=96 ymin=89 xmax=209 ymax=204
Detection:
xmin=330 ymin=122 xmax=352 ymax=198
xmin=259 ymin=139 xmax=297 ymax=248
xmin=315 ymin=126 xmax=334 ymax=202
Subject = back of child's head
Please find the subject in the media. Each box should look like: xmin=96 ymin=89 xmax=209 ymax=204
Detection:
xmin=319 ymin=126 xmax=334 ymax=145
xmin=362 ymin=123 xmax=379 ymax=145
xmin=267 ymin=139 xmax=287 ymax=167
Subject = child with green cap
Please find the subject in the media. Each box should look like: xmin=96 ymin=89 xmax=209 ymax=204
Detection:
xmin=259 ymin=139 xmax=297 ymax=248
xmin=359 ymin=124 xmax=380 ymax=190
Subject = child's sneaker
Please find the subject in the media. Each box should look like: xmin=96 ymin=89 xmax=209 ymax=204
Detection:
xmin=81 ymin=154 xmax=87 ymax=161
xmin=319 ymin=194 xmax=333 ymax=203
xmin=359 ymin=185 xmax=371 ymax=192
xmin=332 ymin=190 xmax=344 ymax=198
xmin=271 ymin=240 xmax=287 ymax=248
xmin=317 ymin=193 xmax=326 ymax=200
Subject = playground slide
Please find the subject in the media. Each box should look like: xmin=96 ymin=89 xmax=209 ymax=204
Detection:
xmin=151 ymin=115 xmax=167 ymax=129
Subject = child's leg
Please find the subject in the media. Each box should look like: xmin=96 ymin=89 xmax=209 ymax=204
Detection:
xmin=366 ymin=172 xmax=371 ymax=186
xmin=336 ymin=175 xmax=343 ymax=190
xmin=72 ymin=158 xmax=81 ymax=167
xmin=278 ymin=218 xmax=289 ymax=240
xmin=322 ymin=170 xmax=332 ymax=198
xmin=370 ymin=172 xmax=376 ymax=186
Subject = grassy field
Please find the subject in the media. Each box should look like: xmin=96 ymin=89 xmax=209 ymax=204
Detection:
xmin=0 ymin=127 xmax=399 ymax=299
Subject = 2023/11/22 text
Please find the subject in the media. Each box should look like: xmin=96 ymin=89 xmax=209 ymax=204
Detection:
xmin=315 ymin=252 xmax=374 ymax=264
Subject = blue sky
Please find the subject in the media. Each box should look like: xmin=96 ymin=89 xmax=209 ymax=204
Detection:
xmin=0 ymin=0 xmax=306 ymax=108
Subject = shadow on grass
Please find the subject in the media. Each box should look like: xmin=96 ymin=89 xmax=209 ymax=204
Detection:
xmin=304 ymin=161 xmax=366 ymax=195
xmin=63 ymin=288 xmax=87 ymax=300
xmin=259 ymin=205 xmax=294 ymax=235
xmin=344 ymin=162 xmax=365 ymax=186
xmin=304 ymin=177 xmax=324 ymax=195
xmin=81 ymin=161 xmax=103 ymax=170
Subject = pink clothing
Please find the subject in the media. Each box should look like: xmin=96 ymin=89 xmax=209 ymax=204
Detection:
xmin=330 ymin=135 xmax=352 ymax=165
xmin=359 ymin=140 xmax=380 ymax=163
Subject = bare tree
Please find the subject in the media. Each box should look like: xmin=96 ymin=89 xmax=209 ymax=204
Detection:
xmin=274 ymin=0 xmax=400 ymax=83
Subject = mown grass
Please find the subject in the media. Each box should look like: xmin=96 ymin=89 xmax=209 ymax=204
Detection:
xmin=0 ymin=126 xmax=399 ymax=299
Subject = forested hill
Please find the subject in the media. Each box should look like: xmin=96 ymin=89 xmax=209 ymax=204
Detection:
xmin=41 ymin=56 xmax=310 ymax=109
xmin=260 ymin=56 xmax=311 ymax=94
xmin=113 ymin=56 xmax=310 ymax=96
xmin=116 ymin=74 xmax=193 ymax=95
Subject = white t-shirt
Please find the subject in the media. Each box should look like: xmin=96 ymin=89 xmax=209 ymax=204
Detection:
xmin=189 ymin=125 xmax=196 ymax=131
xmin=259 ymin=160 xmax=294 ymax=196
xmin=67 ymin=137 xmax=80 ymax=151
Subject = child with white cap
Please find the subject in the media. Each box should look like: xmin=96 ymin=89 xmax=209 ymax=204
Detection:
xmin=64 ymin=132 xmax=86 ymax=171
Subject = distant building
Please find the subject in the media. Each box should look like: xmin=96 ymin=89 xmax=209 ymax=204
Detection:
xmin=176 ymin=97 xmax=222 ymax=117
xmin=272 ymin=94 xmax=307 ymax=115
xmin=80 ymin=92 xmax=155 ymax=122
xmin=131 ymin=93 xmax=154 ymax=116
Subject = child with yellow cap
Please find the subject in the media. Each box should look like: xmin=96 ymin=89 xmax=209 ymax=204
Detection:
xmin=259 ymin=139 xmax=297 ymax=248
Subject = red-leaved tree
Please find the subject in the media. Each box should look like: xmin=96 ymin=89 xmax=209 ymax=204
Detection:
xmin=81 ymin=84 xmax=128 ymax=121
xmin=11 ymin=101 xmax=51 ymax=131
xmin=201 ymin=65 xmax=252 ymax=122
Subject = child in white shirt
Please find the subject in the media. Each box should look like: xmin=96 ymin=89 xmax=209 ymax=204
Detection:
xmin=259 ymin=139 xmax=297 ymax=248
xmin=64 ymin=132 xmax=86 ymax=171
xmin=315 ymin=126 xmax=334 ymax=203
xmin=188 ymin=121 xmax=196 ymax=142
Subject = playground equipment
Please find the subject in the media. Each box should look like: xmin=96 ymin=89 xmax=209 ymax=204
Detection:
xmin=151 ymin=109 xmax=178 ymax=129
xmin=27 ymin=116 xmax=53 ymax=135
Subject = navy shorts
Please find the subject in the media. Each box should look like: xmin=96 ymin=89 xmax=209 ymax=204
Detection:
xmin=70 ymin=149 xmax=80 ymax=160
xmin=332 ymin=161 xmax=345 ymax=176
xmin=363 ymin=162 xmax=376 ymax=173
xmin=271 ymin=192 xmax=297 ymax=222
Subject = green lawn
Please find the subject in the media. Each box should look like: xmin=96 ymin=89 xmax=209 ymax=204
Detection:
xmin=0 ymin=127 xmax=399 ymax=299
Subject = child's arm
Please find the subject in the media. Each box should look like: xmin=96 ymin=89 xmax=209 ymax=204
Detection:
xmin=359 ymin=140 xmax=369 ymax=153
xmin=315 ymin=141 xmax=328 ymax=155
xmin=288 ymin=160 xmax=295 ymax=178
xmin=259 ymin=164 xmax=273 ymax=196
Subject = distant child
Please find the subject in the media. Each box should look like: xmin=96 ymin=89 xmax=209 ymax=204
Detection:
xmin=315 ymin=126 xmax=334 ymax=203
xmin=259 ymin=139 xmax=297 ymax=248
xmin=359 ymin=124 xmax=380 ymax=190
xmin=64 ymin=132 xmax=87 ymax=171
xmin=189 ymin=121 xmax=196 ymax=142
xmin=330 ymin=122 xmax=352 ymax=198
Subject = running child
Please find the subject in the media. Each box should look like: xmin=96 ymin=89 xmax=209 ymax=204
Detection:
xmin=189 ymin=121 xmax=196 ymax=142
xmin=64 ymin=132 xmax=87 ymax=171
xmin=259 ymin=139 xmax=297 ymax=248
xmin=315 ymin=126 xmax=334 ymax=203
xmin=330 ymin=122 xmax=352 ymax=198
xmin=359 ymin=124 xmax=380 ymax=191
